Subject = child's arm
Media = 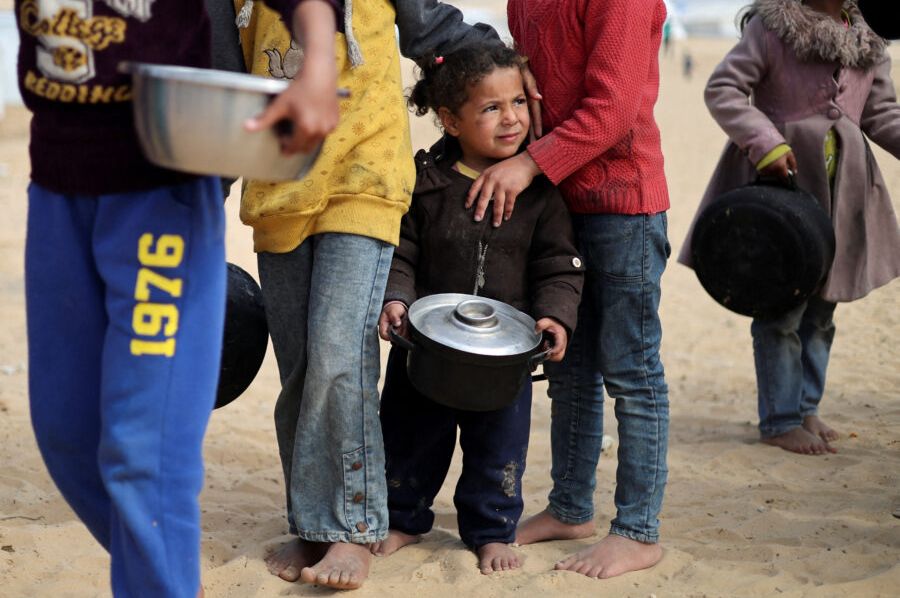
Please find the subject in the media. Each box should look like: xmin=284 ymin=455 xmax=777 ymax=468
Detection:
xmin=245 ymin=0 xmax=339 ymax=153
xmin=528 ymin=186 xmax=585 ymax=354
xmin=394 ymin=0 xmax=502 ymax=58
xmin=382 ymin=197 xmax=425 ymax=334
xmin=704 ymin=16 xmax=787 ymax=168
xmin=860 ymin=53 xmax=900 ymax=159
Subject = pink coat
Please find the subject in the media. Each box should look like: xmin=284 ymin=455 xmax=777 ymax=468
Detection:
xmin=679 ymin=1 xmax=900 ymax=302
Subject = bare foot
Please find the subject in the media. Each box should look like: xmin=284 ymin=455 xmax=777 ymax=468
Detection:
xmin=555 ymin=533 xmax=662 ymax=579
xmin=264 ymin=538 xmax=327 ymax=582
xmin=802 ymin=414 xmax=840 ymax=443
xmin=300 ymin=542 xmax=371 ymax=590
xmin=761 ymin=426 xmax=836 ymax=455
xmin=370 ymin=529 xmax=421 ymax=556
xmin=477 ymin=542 xmax=522 ymax=574
xmin=514 ymin=508 xmax=595 ymax=546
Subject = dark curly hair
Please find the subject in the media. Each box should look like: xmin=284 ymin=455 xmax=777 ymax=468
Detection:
xmin=408 ymin=44 xmax=526 ymax=117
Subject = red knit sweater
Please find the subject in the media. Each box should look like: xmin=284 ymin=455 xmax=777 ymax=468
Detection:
xmin=508 ymin=0 xmax=670 ymax=215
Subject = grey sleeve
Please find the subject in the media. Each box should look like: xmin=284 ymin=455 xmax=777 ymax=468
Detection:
xmin=206 ymin=0 xmax=246 ymax=73
xmin=393 ymin=0 xmax=503 ymax=60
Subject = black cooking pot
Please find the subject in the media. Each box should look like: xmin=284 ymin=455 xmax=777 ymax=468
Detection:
xmin=858 ymin=0 xmax=900 ymax=40
xmin=215 ymin=263 xmax=268 ymax=409
xmin=690 ymin=178 xmax=835 ymax=319
xmin=389 ymin=294 xmax=550 ymax=412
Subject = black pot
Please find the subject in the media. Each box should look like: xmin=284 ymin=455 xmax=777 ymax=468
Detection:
xmin=215 ymin=263 xmax=268 ymax=409
xmin=858 ymin=0 xmax=900 ymax=40
xmin=690 ymin=179 xmax=835 ymax=319
xmin=390 ymin=294 xmax=550 ymax=412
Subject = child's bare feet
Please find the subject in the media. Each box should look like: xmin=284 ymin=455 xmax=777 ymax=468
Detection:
xmin=514 ymin=508 xmax=595 ymax=546
xmin=802 ymin=414 xmax=840 ymax=442
xmin=477 ymin=542 xmax=522 ymax=574
xmin=761 ymin=426 xmax=836 ymax=455
xmin=265 ymin=538 xmax=327 ymax=582
xmin=555 ymin=533 xmax=662 ymax=579
xmin=370 ymin=529 xmax=421 ymax=556
xmin=300 ymin=541 xmax=371 ymax=590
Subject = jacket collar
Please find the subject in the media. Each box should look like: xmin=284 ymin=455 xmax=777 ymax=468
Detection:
xmin=412 ymin=135 xmax=464 ymax=195
xmin=752 ymin=0 xmax=886 ymax=69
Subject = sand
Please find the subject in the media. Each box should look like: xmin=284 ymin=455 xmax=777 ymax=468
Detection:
xmin=1 ymin=20 xmax=898 ymax=598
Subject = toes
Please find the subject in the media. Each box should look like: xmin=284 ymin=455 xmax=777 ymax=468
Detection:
xmin=279 ymin=565 xmax=300 ymax=582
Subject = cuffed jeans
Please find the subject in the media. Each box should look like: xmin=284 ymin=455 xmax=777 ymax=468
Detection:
xmin=544 ymin=212 xmax=670 ymax=544
xmin=26 ymin=178 xmax=226 ymax=597
xmin=751 ymin=296 xmax=837 ymax=438
xmin=258 ymin=233 xmax=393 ymax=543
xmin=380 ymin=347 xmax=532 ymax=549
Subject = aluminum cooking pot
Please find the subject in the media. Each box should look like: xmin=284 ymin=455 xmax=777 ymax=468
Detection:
xmin=120 ymin=62 xmax=322 ymax=182
xmin=389 ymin=294 xmax=551 ymax=412
xmin=216 ymin=263 xmax=268 ymax=409
xmin=690 ymin=178 xmax=835 ymax=319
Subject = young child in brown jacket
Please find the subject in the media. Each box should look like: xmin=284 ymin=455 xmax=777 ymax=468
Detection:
xmin=373 ymin=44 xmax=584 ymax=574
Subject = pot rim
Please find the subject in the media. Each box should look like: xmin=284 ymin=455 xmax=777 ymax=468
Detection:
xmin=120 ymin=62 xmax=290 ymax=95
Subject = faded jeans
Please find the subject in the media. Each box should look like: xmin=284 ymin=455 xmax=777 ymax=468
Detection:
xmin=751 ymin=296 xmax=837 ymax=438
xmin=258 ymin=233 xmax=393 ymax=543
xmin=544 ymin=213 xmax=670 ymax=544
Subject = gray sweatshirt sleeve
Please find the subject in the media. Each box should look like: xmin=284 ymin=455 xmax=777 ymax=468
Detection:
xmin=393 ymin=0 xmax=503 ymax=60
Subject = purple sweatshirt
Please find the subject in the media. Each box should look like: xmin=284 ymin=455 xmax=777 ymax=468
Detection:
xmin=15 ymin=0 xmax=308 ymax=195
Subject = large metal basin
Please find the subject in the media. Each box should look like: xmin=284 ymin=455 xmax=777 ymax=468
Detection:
xmin=121 ymin=62 xmax=321 ymax=182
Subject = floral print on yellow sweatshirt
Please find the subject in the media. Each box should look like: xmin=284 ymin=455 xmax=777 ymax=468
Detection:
xmin=235 ymin=0 xmax=415 ymax=252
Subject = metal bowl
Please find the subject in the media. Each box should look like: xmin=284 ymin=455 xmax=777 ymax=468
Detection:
xmin=121 ymin=62 xmax=321 ymax=182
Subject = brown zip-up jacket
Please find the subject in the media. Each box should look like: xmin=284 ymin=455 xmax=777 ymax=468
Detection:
xmin=384 ymin=137 xmax=585 ymax=333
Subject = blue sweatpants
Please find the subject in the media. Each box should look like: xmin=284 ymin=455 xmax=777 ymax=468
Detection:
xmin=380 ymin=346 xmax=532 ymax=549
xmin=25 ymin=178 xmax=226 ymax=597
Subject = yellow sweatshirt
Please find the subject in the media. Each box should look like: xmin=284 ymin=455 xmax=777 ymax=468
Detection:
xmin=235 ymin=0 xmax=415 ymax=252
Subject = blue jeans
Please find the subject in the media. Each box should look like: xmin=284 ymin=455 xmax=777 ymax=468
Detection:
xmin=751 ymin=296 xmax=837 ymax=438
xmin=544 ymin=212 xmax=670 ymax=544
xmin=257 ymin=233 xmax=393 ymax=543
xmin=26 ymin=178 xmax=226 ymax=597
xmin=380 ymin=347 xmax=532 ymax=549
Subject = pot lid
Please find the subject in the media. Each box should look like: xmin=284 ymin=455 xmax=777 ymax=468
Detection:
xmin=408 ymin=293 xmax=541 ymax=356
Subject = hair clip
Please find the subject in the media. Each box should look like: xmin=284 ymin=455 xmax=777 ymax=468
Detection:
xmin=434 ymin=56 xmax=444 ymax=65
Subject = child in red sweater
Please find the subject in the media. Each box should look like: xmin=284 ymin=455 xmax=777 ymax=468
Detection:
xmin=467 ymin=0 xmax=671 ymax=579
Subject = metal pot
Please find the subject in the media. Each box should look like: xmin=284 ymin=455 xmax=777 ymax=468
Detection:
xmin=120 ymin=62 xmax=322 ymax=182
xmin=389 ymin=294 xmax=550 ymax=412
xmin=690 ymin=178 xmax=835 ymax=319
xmin=216 ymin=263 xmax=268 ymax=409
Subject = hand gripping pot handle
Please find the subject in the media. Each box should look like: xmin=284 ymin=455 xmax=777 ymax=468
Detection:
xmin=388 ymin=327 xmax=416 ymax=352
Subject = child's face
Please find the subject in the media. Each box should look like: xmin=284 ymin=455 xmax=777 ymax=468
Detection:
xmin=440 ymin=67 xmax=530 ymax=166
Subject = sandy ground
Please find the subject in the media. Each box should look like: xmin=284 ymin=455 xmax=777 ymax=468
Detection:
xmin=1 ymin=19 xmax=899 ymax=598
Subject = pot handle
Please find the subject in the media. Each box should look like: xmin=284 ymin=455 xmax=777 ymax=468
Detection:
xmin=388 ymin=327 xmax=416 ymax=352
xmin=529 ymin=347 xmax=553 ymax=370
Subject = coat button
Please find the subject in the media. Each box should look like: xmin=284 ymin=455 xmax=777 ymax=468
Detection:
xmin=353 ymin=492 xmax=365 ymax=503
xmin=356 ymin=522 xmax=368 ymax=533
xmin=572 ymin=257 xmax=583 ymax=268
xmin=351 ymin=461 xmax=362 ymax=471
xmin=827 ymin=107 xmax=841 ymax=120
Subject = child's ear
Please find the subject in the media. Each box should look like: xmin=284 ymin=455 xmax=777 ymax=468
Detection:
xmin=438 ymin=107 xmax=461 ymax=137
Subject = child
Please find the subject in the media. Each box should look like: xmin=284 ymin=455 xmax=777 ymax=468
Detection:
xmin=679 ymin=0 xmax=900 ymax=455
xmin=17 ymin=1 xmax=340 ymax=596
xmin=372 ymin=44 xmax=584 ymax=574
xmin=232 ymin=0 xmax=526 ymax=589
xmin=464 ymin=0 xmax=672 ymax=580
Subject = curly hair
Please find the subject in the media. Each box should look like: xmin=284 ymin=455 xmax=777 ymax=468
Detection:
xmin=408 ymin=44 xmax=526 ymax=117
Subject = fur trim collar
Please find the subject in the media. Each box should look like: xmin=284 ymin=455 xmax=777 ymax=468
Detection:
xmin=751 ymin=0 xmax=886 ymax=68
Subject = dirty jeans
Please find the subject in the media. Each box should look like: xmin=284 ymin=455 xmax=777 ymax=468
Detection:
xmin=543 ymin=212 xmax=670 ymax=544
xmin=257 ymin=233 xmax=393 ymax=543
xmin=26 ymin=178 xmax=226 ymax=597
xmin=380 ymin=346 xmax=532 ymax=549
xmin=751 ymin=296 xmax=837 ymax=438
